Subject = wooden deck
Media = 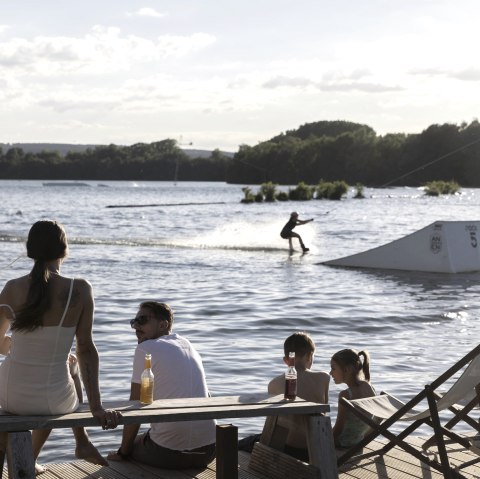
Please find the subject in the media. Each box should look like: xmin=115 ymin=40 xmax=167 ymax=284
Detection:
xmin=3 ymin=436 xmax=479 ymax=479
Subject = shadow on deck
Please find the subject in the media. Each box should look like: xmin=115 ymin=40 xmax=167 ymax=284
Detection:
xmin=2 ymin=437 xmax=480 ymax=479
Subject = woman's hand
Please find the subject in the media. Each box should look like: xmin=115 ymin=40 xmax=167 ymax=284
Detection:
xmin=91 ymin=407 xmax=122 ymax=430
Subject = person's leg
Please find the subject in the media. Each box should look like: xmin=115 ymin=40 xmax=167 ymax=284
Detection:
xmin=238 ymin=433 xmax=262 ymax=453
xmin=68 ymin=354 xmax=107 ymax=465
xmin=132 ymin=431 xmax=214 ymax=469
xmin=0 ymin=432 xmax=6 ymax=472
xmin=32 ymin=429 xmax=52 ymax=474
xmin=72 ymin=427 xmax=108 ymax=465
xmin=293 ymin=232 xmax=308 ymax=251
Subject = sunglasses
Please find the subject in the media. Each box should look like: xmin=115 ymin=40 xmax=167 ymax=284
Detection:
xmin=130 ymin=315 xmax=150 ymax=328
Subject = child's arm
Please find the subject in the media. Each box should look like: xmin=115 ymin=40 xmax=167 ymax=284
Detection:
xmin=268 ymin=375 xmax=284 ymax=395
xmin=332 ymin=390 xmax=348 ymax=446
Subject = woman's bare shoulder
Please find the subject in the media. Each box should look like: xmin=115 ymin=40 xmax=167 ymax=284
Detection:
xmin=0 ymin=276 xmax=29 ymax=310
xmin=71 ymin=277 xmax=92 ymax=289
xmin=2 ymin=276 xmax=29 ymax=295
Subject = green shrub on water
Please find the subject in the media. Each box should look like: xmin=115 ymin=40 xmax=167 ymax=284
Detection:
xmin=354 ymin=183 xmax=365 ymax=199
xmin=260 ymin=182 xmax=278 ymax=202
xmin=254 ymin=191 xmax=264 ymax=202
xmin=288 ymin=182 xmax=314 ymax=201
xmin=424 ymin=180 xmax=460 ymax=196
xmin=240 ymin=187 xmax=255 ymax=203
xmin=316 ymin=180 xmax=349 ymax=200
xmin=275 ymin=191 xmax=289 ymax=201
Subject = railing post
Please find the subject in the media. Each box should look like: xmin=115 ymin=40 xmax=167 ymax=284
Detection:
xmin=216 ymin=424 xmax=238 ymax=479
xmin=7 ymin=431 xmax=36 ymax=479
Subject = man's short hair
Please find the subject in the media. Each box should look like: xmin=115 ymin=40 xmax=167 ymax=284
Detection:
xmin=283 ymin=332 xmax=315 ymax=358
xmin=139 ymin=301 xmax=174 ymax=333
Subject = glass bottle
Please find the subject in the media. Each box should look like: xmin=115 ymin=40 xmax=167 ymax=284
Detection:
xmin=284 ymin=351 xmax=297 ymax=400
xmin=140 ymin=353 xmax=154 ymax=405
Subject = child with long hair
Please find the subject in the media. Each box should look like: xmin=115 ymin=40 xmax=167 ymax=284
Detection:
xmin=330 ymin=348 xmax=376 ymax=448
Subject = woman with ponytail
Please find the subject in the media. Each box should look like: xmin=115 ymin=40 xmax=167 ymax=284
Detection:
xmin=0 ymin=220 xmax=121 ymax=472
xmin=330 ymin=348 xmax=376 ymax=448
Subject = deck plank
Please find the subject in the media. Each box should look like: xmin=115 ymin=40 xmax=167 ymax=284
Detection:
xmin=3 ymin=436 xmax=480 ymax=479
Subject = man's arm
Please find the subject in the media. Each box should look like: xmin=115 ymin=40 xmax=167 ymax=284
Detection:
xmin=109 ymin=382 xmax=141 ymax=459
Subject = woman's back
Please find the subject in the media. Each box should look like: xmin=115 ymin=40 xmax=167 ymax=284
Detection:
xmin=0 ymin=275 xmax=85 ymax=414
xmin=3 ymin=274 xmax=88 ymax=328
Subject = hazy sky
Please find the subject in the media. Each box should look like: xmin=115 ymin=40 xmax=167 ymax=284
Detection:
xmin=1 ymin=1 xmax=479 ymax=151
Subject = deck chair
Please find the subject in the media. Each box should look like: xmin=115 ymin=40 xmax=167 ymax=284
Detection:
xmin=337 ymin=343 xmax=480 ymax=479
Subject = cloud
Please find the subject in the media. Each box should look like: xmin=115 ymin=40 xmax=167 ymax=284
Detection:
xmin=36 ymin=97 xmax=119 ymax=113
xmin=263 ymin=76 xmax=316 ymax=89
xmin=411 ymin=67 xmax=480 ymax=82
xmin=262 ymin=74 xmax=401 ymax=93
xmin=0 ymin=26 xmax=216 ymax=75
xmin=126 ymin=7 xmax=167 ymax=19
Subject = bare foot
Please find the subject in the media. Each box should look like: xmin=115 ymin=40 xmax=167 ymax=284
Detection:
xmin=35 ymin=462 xmax=47 ymax=475
xmin=75 ymin=441 xmax=108 ymax=466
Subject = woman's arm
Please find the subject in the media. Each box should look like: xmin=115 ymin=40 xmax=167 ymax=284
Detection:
xmin=0 ymin=283 xmax=14 ymax=355
xmin=0 ymin=317 xmax=11 ymax=356
xmin=75 ymin=279 xmax=121 ymax=429
xmin=74 ymin=280 xmax=105 ymax=417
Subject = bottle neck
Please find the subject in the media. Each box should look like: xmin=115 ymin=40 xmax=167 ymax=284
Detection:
xmin=144 ymin=354 xmax=152 ymax=369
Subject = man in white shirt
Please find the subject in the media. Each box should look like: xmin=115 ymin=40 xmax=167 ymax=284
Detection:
xmin=109 ymin=301 xmax=216 ymax=469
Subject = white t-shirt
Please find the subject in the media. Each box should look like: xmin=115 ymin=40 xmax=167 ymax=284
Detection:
xmin=132 ymin=333 xmax=216 ymax=451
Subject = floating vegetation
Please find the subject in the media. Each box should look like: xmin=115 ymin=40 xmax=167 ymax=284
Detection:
xmin=354 ymin=183 xmax=365 ymax=199
xmin=241 ymin=180 xmax=349 ymax=203
xmin=424 ymin=180 xmax=460 ymax=196
xmin=315 ymin=180 xmax=349 ymax=200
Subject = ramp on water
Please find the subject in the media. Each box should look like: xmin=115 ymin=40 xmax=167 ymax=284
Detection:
xmin=324 ymin=220 xmax=480 ymax=273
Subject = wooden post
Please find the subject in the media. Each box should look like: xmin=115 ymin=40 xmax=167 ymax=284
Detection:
xmin=216 ymin=424 xmax=238 ymax=479
xmin=7 ymin=431 xmax=36 ymax=479
xmin=305 ymin=415 xmax=338 ymax=479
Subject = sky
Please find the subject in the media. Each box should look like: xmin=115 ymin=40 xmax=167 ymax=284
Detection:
xmin=1 ymin=1 xmax=479 ymax=152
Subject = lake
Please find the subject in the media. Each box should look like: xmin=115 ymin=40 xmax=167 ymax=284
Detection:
xmin=0 ymin=179 xmax=479 ymax=462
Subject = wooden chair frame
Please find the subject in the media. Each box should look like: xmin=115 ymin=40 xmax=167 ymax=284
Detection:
xmin=337 ymin=343 xmax=480 ymax=479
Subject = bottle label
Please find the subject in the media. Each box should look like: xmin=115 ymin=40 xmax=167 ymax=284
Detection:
xmin=140 ymin=378 xmax=154 ymax=404
xmin=284 ymin=377 xmax=297 ymax=400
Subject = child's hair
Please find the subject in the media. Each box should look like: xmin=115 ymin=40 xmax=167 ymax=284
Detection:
xmin=283 ymin=332 xmax=315 ymax=358
xmin=331 ymin=348 xmax=371 ymax=382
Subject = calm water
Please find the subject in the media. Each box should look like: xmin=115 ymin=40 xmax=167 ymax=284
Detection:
xmin=1 ymin=180 xmax=479 ymax=462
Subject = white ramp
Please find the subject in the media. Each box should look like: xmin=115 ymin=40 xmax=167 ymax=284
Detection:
xmin=324 ymin=221 xmax=480 ymax=273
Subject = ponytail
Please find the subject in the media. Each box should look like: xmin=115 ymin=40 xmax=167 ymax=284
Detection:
xmin=12 ymin=260 xmax=52 ymax=332
xmin=358 ymin=350 xmax=371 ymax=382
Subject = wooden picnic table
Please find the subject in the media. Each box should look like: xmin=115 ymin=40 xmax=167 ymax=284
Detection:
xmin=0 ymin=393 xmax=337 ymax=479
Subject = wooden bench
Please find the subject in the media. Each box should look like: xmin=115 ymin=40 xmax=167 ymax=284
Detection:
xmin=0 ymin=393 xmax=337 ymax=479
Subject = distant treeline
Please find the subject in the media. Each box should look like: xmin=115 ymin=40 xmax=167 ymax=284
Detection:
xmin=2 ymin=120 xmax=480 ymax=186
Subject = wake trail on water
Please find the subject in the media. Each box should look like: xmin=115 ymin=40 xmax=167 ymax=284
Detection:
xmin=0 ymin=220 xmax=317 ymax=256
xmin=178 ymin=220 xmax=292 ymax=252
